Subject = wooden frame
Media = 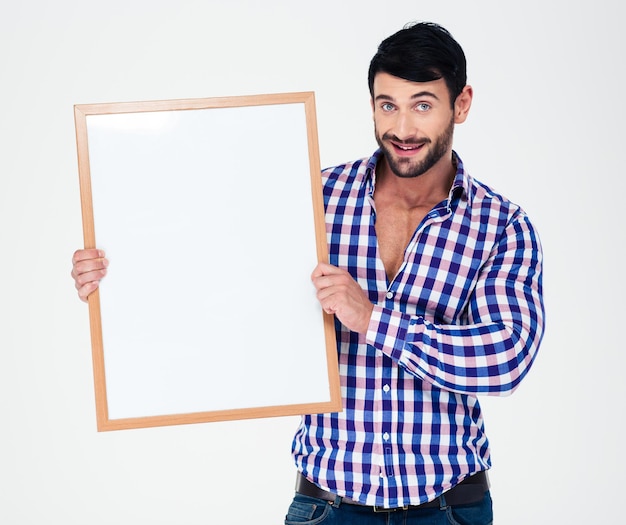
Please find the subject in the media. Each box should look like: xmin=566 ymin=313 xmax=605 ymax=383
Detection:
xmin=74 ymin=92 xmax=341 ymax=431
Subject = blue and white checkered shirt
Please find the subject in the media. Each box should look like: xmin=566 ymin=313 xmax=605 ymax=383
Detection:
xmin=291 ymin=150 xmax=545 ymax=508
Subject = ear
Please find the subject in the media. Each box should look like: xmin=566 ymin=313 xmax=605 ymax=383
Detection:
xmin=454 ymin=85 xmax=473 ymax=124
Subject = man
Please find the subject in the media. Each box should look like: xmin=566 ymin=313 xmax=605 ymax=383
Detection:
xmin=72 ymin=22 xmax=544 ymax=524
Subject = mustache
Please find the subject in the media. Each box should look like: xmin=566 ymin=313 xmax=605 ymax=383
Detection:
xmin=381 ymin=132 xmax=431 ymax=146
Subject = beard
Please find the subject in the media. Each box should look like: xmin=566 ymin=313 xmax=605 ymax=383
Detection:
xmin=375 ymin=116 xmax=455 ymax=179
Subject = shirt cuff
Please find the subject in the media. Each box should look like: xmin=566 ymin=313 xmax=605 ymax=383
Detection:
xmin=365 ymin=305 xmax=423 ymax=360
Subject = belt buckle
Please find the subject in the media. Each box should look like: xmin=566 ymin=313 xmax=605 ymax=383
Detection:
xmin=373 ymin=505 xmax=408 ymax=513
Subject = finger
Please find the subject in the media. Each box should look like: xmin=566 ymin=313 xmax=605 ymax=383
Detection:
xmin=311 ymin=264 xmax=351 ymax=292
xmin=71 ymin=256 xmax=108 ymax=280
xmin=73 ymin=268 xmax=108 ymax=290
xmin=311 ymin=261 xmax=343 ymax=280
xmin=72 ymin=248 xmax=106 ymax=265
xmin=311 ymin=274 xmax=329 ymax=292
xmin=312 ymin=272 xmax=357 ymax=295
xmin=77 ymin=281 xmax=100 ymax=302
xmin=316 ymin=290 xmax=337 ymax=315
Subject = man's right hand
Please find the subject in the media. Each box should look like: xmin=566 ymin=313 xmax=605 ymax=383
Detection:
xmin=71 ymin=249 xmax=108 ymax=302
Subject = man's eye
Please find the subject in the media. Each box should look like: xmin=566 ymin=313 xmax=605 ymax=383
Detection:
xmin=416 ymin=103 xmax=431 ymax=112
xmin=381 ymin=103 xmax=395 ymax=111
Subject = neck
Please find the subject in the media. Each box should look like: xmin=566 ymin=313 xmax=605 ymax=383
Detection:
xmin=375 ymin=151 xmax=456 ymax=208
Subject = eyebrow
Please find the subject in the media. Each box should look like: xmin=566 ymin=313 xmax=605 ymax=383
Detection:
xmin=374 ymin=91 xmax=440 ymax=102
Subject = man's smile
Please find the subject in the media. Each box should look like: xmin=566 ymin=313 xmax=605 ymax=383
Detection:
xmin=389 ymin=140 xmax=428 ymax=156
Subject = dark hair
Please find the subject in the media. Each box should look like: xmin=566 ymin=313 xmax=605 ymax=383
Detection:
xmin=367 ymin=22 xmax=467 ymax=106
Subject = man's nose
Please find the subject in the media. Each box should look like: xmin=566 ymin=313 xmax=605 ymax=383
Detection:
xmin=394 ymin=111 xmax=416 ymax=139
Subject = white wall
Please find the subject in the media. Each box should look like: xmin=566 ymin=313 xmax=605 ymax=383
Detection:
xmin=1 ymin=1 xmax=623 ymax=523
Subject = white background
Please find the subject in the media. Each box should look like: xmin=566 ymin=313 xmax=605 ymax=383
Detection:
xmin=1 ymin=0 xmax=623 ymax=523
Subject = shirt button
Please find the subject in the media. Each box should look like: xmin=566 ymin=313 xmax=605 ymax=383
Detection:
xmin=386 ymin=291 xmax=394 ymax=299
xmin=383 ymin=432 xmax=390 ymax=441
xmin=383 ymin=384 xmax=390 ymax=393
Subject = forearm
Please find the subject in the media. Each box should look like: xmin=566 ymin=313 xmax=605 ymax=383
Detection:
xmin=366 ymin=306 xmax=542 ymax=395
xmin=366 ymin=216 xmax=545 ymax=396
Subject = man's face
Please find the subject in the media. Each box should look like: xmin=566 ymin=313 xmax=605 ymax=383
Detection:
xmin=372 ymin=73 xmax=456 ymax=179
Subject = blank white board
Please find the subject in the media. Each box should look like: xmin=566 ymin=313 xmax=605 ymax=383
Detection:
xmin=74 ymin=92 xmax=341 ymax=431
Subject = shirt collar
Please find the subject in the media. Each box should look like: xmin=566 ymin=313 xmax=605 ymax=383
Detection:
xmin=364 ymin=150 xmax=381 ymax=196
xmin=450 ymin=151 xmax=472 ymax=207
xmin=365 ymin=149 xmax=472 ymax=207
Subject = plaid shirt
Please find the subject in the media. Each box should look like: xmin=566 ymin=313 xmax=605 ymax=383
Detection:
xmin=291 ymin=149 xmax=545 ymax=508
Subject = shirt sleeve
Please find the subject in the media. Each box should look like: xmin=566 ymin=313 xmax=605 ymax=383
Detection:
xmin=365 ymin=210 xmax=545 ymax=396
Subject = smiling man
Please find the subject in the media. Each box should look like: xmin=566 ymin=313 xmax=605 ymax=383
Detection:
xmin=373 ymin=75 xmax=464 ymax=180
xmin=292 ymin=22 xmax=545 ymax=524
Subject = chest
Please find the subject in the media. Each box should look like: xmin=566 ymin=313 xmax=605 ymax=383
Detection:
xmin=374 ymin=204 xmax=432 ymax=281
xmin=325 ymin=194 xmax=493 ymax=323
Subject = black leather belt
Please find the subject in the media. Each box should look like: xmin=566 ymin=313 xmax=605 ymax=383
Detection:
xmin=295 ymin=471 xmax=489 ymax=512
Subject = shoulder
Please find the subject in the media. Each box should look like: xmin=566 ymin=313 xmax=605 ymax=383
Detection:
xmin=467 ymin=175 xmax=541 ymax=249
xmin=464 ymin=169 xmax=525 ymax=217
xmin=321 ymin=151 xmax=379 ymax=191
xmin=322 ymin=157 xmax=370 ymax=183
xmin=454 ymin=152 xmax=538 ymax=238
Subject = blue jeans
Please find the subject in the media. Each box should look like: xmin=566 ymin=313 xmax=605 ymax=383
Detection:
xmin=284 ymin=491 xmax=493 ymax=525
